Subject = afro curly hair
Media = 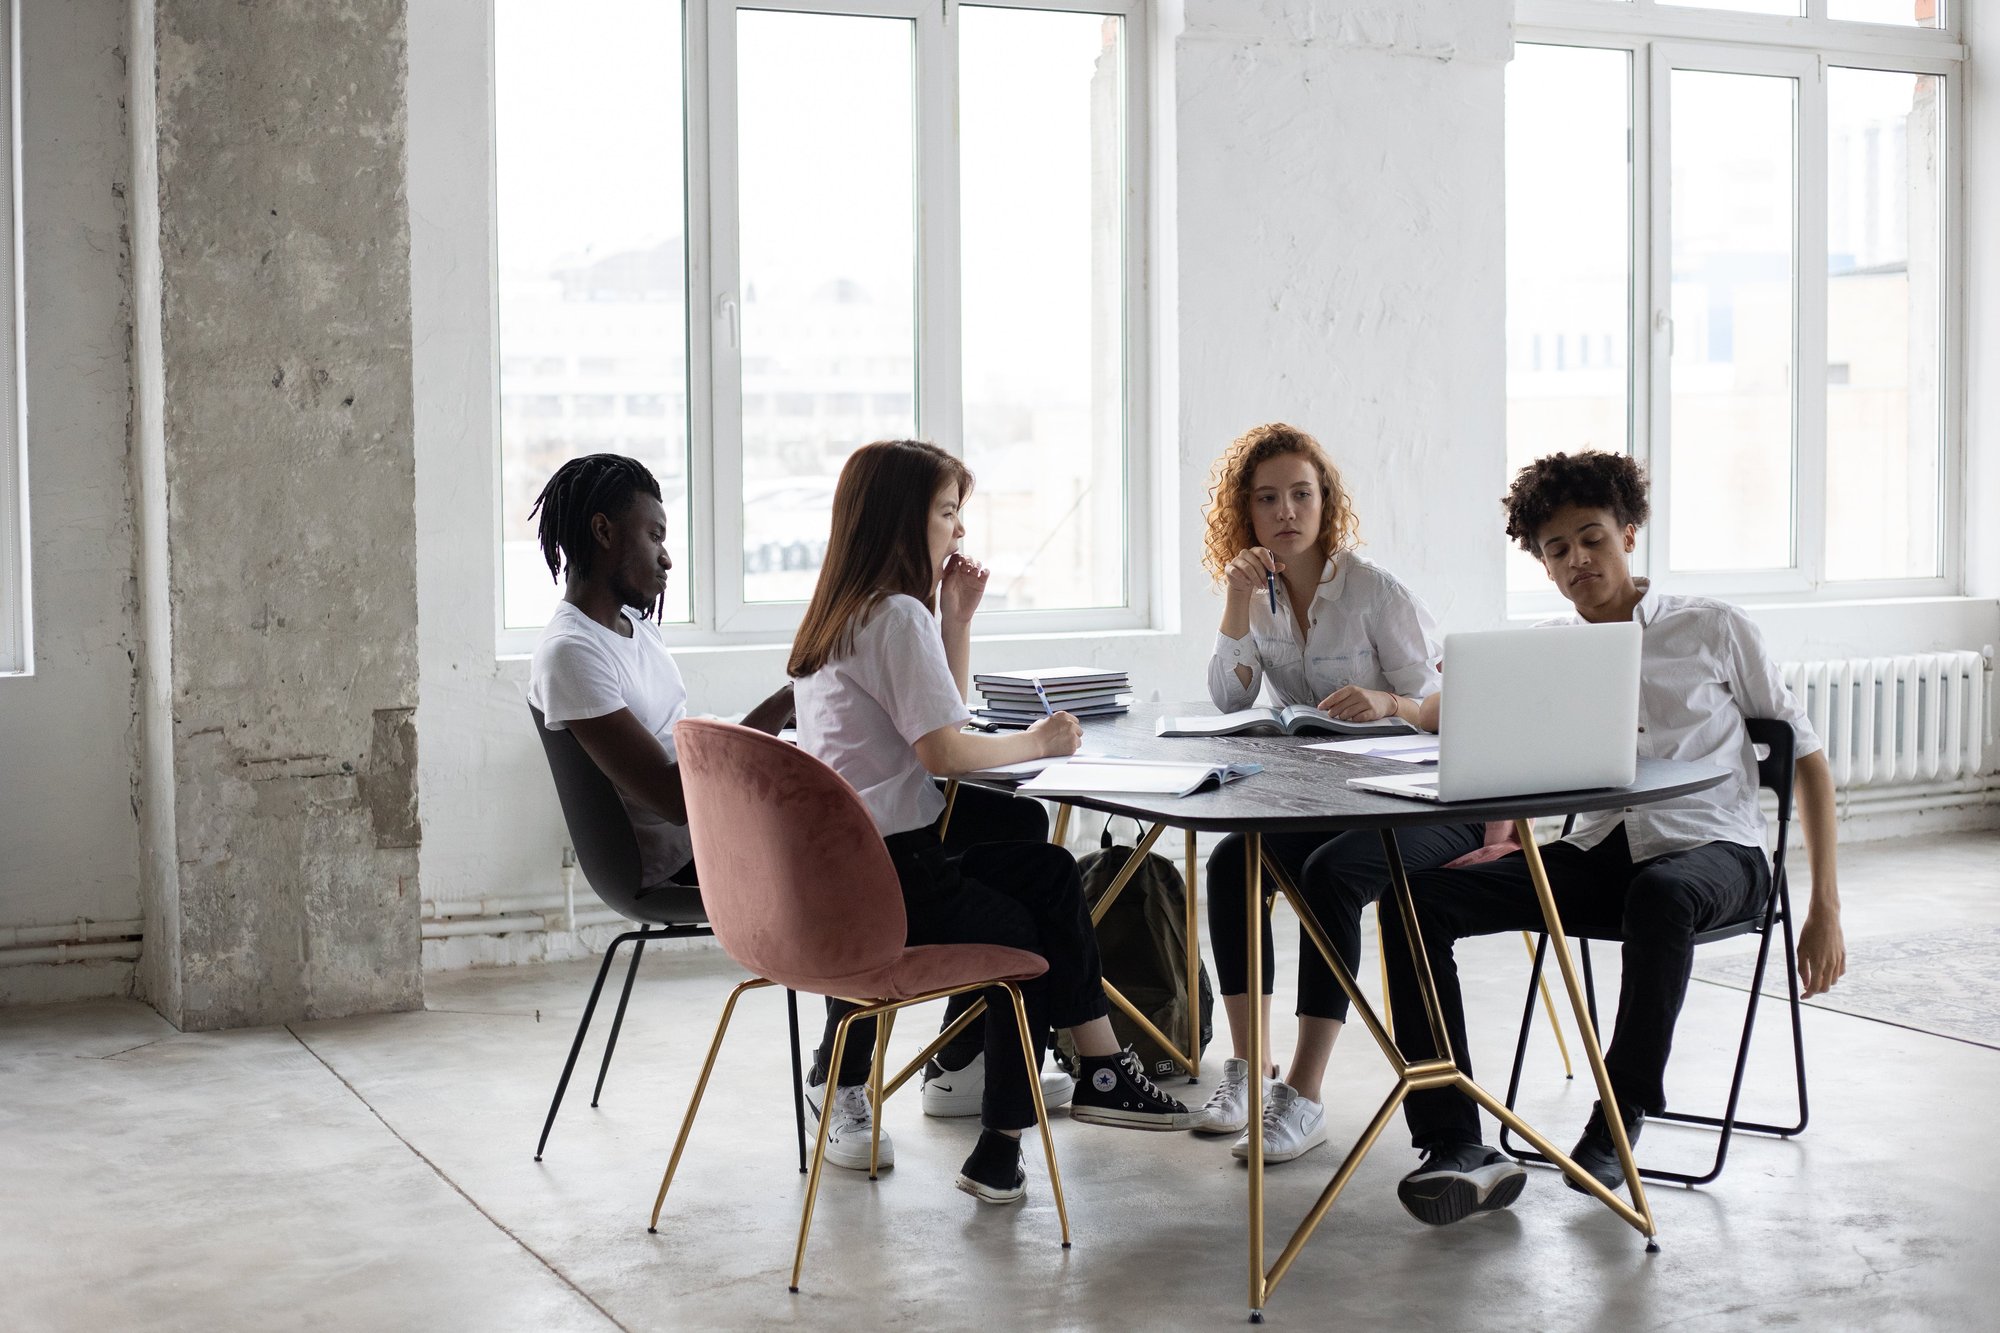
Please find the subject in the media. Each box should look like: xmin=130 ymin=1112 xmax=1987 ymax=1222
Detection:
xmin=1502 ymin=451 xmax=1651 ymax=556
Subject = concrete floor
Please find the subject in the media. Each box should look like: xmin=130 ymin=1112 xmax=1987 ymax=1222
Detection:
xmin=5 ymin=832 xmax=1997 ymax=1331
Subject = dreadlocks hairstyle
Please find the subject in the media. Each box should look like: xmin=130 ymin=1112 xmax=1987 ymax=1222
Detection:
xmin=528 ymin=453 xmax=666 ymax=617
xmin=788 ymin=440 xmax=972 ymax=678
xmin=1501 ymin=450 xmax=1651 ymax=557
xmin=1200 ymin=422 xmax=1360 ymax=583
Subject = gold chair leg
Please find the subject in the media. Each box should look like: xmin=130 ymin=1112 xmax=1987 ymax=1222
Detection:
xmin=1521 ymin=932 xmax=1574 ymax=1078
xmin=1051 ymin=802 xmax=1072 ymax=848
xmin=791 ymin=1009 xmax=861 ymax=1291
xmin=651 ymin=978 xmax=770 ymax=1230
xmin=1007 ymin=983 xmax=1072 ymax=1248
xmin=869 ymin=1009 xmax=896 ymax=1180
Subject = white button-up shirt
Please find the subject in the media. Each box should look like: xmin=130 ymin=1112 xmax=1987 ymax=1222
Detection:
xmin=1208 ymin=552 xmax=1443 ymax=712
xmin=1547 ymin=580 xmax=1821 ymax=861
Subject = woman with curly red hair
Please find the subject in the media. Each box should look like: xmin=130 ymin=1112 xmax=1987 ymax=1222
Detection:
xmin=1192 ymin=423 xmax=1481 ymax=1164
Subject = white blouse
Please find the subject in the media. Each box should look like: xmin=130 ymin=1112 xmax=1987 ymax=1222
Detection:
xmin=793 ymin=594 xmax=972 ymax=837
xmin=1207 ymin=552 xmax=1443 ymax=712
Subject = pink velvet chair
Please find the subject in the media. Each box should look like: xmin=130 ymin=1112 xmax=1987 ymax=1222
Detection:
xmin=649 ymin=719 xmax=1070 ymax=1291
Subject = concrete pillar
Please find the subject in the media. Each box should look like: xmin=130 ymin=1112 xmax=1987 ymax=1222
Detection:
xmin=129 ymin=0 xmax=422 ymax=1030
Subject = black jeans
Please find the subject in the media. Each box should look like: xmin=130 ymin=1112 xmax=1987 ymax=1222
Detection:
xmin=1383 ymin=824 xmax=1770 ymax=1149
xmin=812 ymin=791 xmax=1102 ymax=1129
xmin=1207 ymin=823 xmax=1483 ymax=1021
xmin=815 ymin=784 xmax=1047 ymax=1085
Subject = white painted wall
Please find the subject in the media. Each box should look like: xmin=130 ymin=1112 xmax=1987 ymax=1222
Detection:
xmin=0 ymin=0 xmax=1988 ymax=1002
xmin=406 ymin=0 xmax=1997 ymax=956
xmin=0 ymin=0 xmax=141 ymax=1005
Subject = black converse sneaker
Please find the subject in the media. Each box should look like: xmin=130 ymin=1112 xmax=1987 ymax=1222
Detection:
xmin=955 ymin=1128 xmax=1027 ymax=1205
xmin=1396 ymin=1141 xmax=1526 ymax=1226
xmin=1069 ymin=1047 xmax=1198 ymax=1130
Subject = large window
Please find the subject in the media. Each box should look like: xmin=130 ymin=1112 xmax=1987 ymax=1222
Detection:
xmin=0 ymin=7 xmax=25 ymax=676
xmin=495 ymin=1 xmax=1148 ymax=644
xmin=1506 ymin=1 xmax=1958 ymax=603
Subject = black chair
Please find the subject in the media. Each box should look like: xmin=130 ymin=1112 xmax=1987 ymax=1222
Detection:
xmin=1500 ymin=717 xmax=1809 ymax=1186
xmin=530 ymin=705 xmax=808 ymax=1170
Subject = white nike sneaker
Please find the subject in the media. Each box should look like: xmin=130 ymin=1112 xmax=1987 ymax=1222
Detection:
xmin=1231 ymin=1081 xmax=1328 ymax=1163
xmin=921 ymin=1051 xmax=1076 ymax=1118
xmin=805 ymin=1081 xmax=894 ymax=1172
xmin=1191 ymin=1057 xmax=1256 ymax=1136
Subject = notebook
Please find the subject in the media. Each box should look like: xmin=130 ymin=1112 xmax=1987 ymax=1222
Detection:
xmin=1155 ymin=706 xmax=1419 ymax=739
xmin=1018 ymin=758 xmax=1262 ymax=799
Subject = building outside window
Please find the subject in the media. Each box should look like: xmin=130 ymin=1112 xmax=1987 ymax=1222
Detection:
xmin=493 ymin=1 xmax=1151 ymax=644
xmin=1505 ymin=0 xmax=1958 ymax=605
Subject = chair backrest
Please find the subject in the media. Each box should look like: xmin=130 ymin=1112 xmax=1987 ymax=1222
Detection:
xmin=1743 ymin=716 xmax=1795 ymax=829
xmin=529 ymin=703 xmax=646 ymax=917
xmin=672 ymin=718 xmax=907 ymax=992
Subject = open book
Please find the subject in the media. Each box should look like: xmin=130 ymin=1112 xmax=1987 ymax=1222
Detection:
xmin=1155 ymin=706 xmax=1420 ymax=739
xmin=1018 ymin=758 xmax=1263 ymax=799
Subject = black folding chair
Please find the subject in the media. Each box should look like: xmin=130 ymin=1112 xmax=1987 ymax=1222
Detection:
xmin=530 ymin=705 xmax=808 ymax=1170
xmin=1500 ymin=717 xmax=1809 ymax=1186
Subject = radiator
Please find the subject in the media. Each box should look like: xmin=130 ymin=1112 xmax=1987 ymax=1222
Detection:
xmin=1781 ymin=651 xmax=1992 ymax=787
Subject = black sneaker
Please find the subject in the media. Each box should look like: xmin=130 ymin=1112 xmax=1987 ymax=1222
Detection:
xmin=1069 ymin=1047 xmax=1198 ymax=1130
xmin=1565 ymin=1100 xmax=1645 ymax=1195
xmin=955 ymin=1128 xmax=1026 ymax=1205
xmin=1396 ymin=1142 xmax=1527 ymax=1226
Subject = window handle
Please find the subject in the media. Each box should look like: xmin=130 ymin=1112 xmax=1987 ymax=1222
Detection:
xmin=717 ymin=293 xmax=739 ymax=351
xmin=1655 ymin=308 xmax=1673 ymax=355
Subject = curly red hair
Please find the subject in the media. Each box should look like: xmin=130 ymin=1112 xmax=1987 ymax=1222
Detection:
xmin=1200 ymin=423 xmax=1360 ymax=582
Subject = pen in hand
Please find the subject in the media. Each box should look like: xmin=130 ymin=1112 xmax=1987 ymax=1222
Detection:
xmin=1034 ymin=679 xmax=1054 ymax=716
xmin=1266 ymin=568 xmax=1279 ymax=615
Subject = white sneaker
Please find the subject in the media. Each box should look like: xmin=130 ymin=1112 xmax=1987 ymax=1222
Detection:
xmin=1231 ymin=1081 xmax=1328 ymax=1164
xmin=806 ymin=1081 xmax=895 ymax=1172
xmin=1191 ymin=1057 xmax=1255 ymax=1136
xmin=921 ymin=1052 xmax=1076 ymax=1118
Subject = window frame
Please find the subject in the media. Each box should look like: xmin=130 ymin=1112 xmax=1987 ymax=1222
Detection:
xmin=1509 ymin=0 xmax=1965 ymax=616
xmin=494 ymin=0 xmax=1155 ymax=653
xmin=0 ymin=1 xmax=26 ymax=677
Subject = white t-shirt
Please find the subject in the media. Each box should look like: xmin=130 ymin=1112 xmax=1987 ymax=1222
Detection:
xmin=1208 ymin=551 xmax=1443 ymax=711
xmin=526 ymin=600 xmax=693 ymax=886
xmin=1544 ymin=580 xmax=1823 ymax=861
xmin=793 ymin=594 xmax=972 ymax=837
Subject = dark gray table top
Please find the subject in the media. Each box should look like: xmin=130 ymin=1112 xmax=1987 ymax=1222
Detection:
xmin=980 ymin=702 xmax=1729 ymax=835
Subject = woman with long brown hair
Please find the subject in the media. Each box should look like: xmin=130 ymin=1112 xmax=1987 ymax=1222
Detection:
xmin=789 ymin=439 xmax=1192 ymax=1206
xmin=1192 ymin=423 xmax=1480 ymax=1165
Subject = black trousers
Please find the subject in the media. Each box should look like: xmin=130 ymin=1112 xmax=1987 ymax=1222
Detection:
xmin=812 ymin=788 xmax=1097 ymax=1129
xmin=1207 ymin=823 xmax=1483 ymax=1021
xmin=1383 ymin=824 xmax=1770 ymax=1149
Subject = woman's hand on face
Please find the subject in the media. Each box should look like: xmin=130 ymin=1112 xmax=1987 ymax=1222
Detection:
xmin=1318 ymin=685 xmax=1397 ymax=722
xmin=1025 ymin=710 xmax=1083 ymax=758
xmin=938 ymin=553 xmax=989 ymax=624
xmin=1224 ymin=547 xmax=1283 ymax=597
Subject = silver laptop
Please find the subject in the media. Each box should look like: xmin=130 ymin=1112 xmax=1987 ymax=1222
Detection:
xmin=1347 ymin=622 xmax=1643 ymax=803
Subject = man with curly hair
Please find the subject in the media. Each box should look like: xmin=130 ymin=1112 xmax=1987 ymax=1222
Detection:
xmin=1383 ymin=450 xmax=1847 ymax=1228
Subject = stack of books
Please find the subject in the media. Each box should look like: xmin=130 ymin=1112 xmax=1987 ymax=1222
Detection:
xmin=972 ymin=667 xmax=1132 ymax=729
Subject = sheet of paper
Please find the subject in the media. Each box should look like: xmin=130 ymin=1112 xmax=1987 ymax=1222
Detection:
xmin=961 ymin=750 xmax=1119 ymax=780
xmin=1307 ymin=735 xmax=1439 ymax=755
xmin=1018 ymin=760 xmax=1224 ymax=796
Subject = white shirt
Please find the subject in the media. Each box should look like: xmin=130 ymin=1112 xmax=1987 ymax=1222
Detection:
xmin=1208 ymin=552 xmax=1443 ymax=712
xmin=1546 ymin=580 xmax=1822 ymax=862
xmin=527 ymin=601 xmax=693 ymax=887
xmin=794 ymin=594 xmax=972 ymax=837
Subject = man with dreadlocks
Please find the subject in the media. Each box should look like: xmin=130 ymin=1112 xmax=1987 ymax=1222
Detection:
xmin=525 ymin=453 xmax=794 ymax=894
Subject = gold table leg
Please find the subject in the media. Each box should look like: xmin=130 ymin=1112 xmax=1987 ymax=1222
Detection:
xmin=1239 ymin=823 xmax=1659 ymax=1316
xmin=1186 ymin=828 xmax=1201 ymax=1082
xmin=1245 ymin=833 xmax=1266 ymax=1320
